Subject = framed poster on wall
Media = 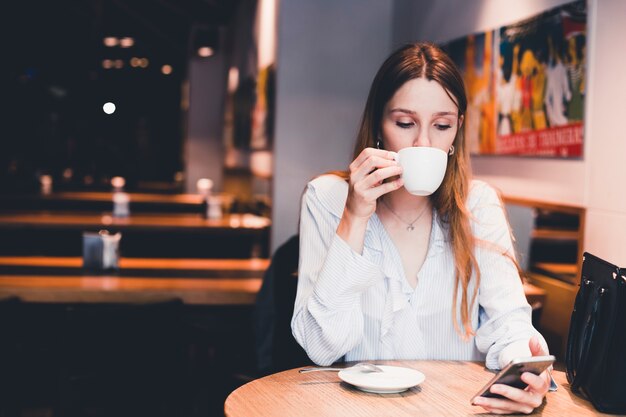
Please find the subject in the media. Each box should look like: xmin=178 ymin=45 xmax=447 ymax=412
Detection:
xmin=442 ymin=0 xmax=586 ymax=158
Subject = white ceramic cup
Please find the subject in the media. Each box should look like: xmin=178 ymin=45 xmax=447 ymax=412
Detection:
xmin=394 ymin=147 xmax=448 ymax=196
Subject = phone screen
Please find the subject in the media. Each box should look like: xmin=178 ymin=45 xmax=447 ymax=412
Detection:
xmin=471 ymin=355 xmax=555 ymax=402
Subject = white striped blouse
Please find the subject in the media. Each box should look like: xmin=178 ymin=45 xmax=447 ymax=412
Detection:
xmin=291 ymin=174 xmax=548 ymax=369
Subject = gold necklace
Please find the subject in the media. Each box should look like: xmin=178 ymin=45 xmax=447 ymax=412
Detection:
xmin=380 ymin=197 xmax=429 ymax=231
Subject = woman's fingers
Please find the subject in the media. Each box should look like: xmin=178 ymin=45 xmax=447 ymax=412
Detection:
xmin=350 ymin=154 xmax=399 ymax=183
xmin=346 ymin=168 xmax=402 ymax=217
xmin=350 ymin=148 xmax=396 ymax=173
xmin=521 ymin=371 xmax=550 ymax=395
xmin=344 ymin=147 xmax=402 ymax=220
xmin=350 ymin=149 xmax=396 ymax=179
xmin=492 ymin=382 xmax=543 ymax=408
xmin=473 ymin=374 xmax=548 ymax=415
xmin=473 ymin=394 xmax=535 ymax=415
xmin=471 ymin=341 xmax=551 ymax=415
xmin=368 ymin=177 xmax=404 ymax=200
xmin=352 ymin=167 xmax=403 ymax=202
xmin=357 ymin=165 xmax=402 ymax=189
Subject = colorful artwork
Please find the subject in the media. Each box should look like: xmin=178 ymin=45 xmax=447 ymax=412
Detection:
xmin=442 ymin=0 xmax=586 ymax=158
xmin=442 ymin=31 xmax=496 ymax=155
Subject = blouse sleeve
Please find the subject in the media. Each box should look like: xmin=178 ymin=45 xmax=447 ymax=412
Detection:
xmin=291 ymin=179 xmax=385 ymax=366
xmin=470 ymin=182 xmax=549 ymax=369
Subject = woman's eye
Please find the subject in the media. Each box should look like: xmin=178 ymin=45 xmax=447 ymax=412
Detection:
xmin=435 ymin=124 xmax=452 ymax=131
xmin=396 ymin=121 xmax=414 ymax=129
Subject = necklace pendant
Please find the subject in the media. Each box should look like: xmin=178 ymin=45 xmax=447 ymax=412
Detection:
xmin=406 ymin=225 xmax=415 ymax=231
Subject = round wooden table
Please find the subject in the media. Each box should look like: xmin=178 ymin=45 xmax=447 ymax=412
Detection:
xmin=225 ymin=361 xmax=618 ymax=416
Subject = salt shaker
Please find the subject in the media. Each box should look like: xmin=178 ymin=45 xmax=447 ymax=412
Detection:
xmin=196 ymin=178 xmax=214 ymax=219
xmin=40 ymin=175 xmax=53 ymax=195
xmin=111 ymin=177 xmax=130 ymax=217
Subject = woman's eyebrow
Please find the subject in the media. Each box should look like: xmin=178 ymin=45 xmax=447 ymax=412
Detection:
xmin=389 ymin=108 xmax=415 ymax=115
xmin=389 ymin=108 xmax=457 ymax=117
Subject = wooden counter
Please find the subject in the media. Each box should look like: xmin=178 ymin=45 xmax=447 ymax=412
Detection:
xmin=0 ymin=256 xmax=269 ymax=278
xmin=0 ymin=212 xmax=271 ymax=258
xmin=0 ymin=275 xmax=262 ymax=305
xmin=0 ymin=191 xmax=208 ymax=214
xmin=0 ymin=211 xmax=270 ymax=234
xmin=0 ymin=256 xmax=270 ymax=306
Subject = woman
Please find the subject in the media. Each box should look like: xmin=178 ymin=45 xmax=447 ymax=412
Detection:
xmin=291 ymin=43 xmax=552 ymax=414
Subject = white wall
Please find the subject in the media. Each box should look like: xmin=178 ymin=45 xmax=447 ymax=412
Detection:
xmin=582 ymin=0 xmax=626 ymax=265
xmin=271 ymin=0 xmax=394 ymax=250
xmin=393 ymin=0 xmax=626 ymax=265
xmin=272 ymin=0 xmax=626 ymax=265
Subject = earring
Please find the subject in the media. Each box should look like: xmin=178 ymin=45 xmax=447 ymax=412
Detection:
xmin=448 ymin=145 xmax=455 ymax=156
xmin=376 ymin=138 xmax=382 ymax=149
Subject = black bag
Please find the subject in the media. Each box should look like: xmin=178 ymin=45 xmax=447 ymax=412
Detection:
xmin=566 ymin=252 xmax=626 ymax=414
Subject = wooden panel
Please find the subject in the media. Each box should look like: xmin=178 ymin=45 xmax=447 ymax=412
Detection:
xmin=533 ymin=263 xmax=577 ymax=276
xmin=527 ymin=272 xmax=578 ymax=359
xmin=502 ymin=195 xmax=586 ymax=283
xmin=533 ymin=262 xmax=578 ymax=284
xmin=532 ymin=229 xmax=580 ymax=241
xmin=502 ymin=195 xmax=585 ymax=216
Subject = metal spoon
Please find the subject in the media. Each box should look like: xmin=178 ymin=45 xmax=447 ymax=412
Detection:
xmin=299 ymin=362 xmax=384 ymax=373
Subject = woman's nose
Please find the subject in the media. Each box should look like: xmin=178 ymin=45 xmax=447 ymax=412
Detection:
xmin=412 ymin=129 xmax=431 ymax=147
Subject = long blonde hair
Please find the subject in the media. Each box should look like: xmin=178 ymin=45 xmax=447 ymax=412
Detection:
xmin=350 ymin=42 xmax=480 ymax=338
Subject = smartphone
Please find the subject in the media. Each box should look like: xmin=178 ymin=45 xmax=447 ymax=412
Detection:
xmin=471 ymin=355 xmax=555 ymax=403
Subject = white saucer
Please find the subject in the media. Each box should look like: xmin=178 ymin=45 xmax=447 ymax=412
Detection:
xmin=338 ymin=365 xmax=425 ymax=394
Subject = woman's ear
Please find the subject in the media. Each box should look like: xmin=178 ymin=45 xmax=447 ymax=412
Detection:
xmin=376 ymin=132 xmax=383 ymax=149
xmin=458 ymin=115 xmax=464 ymax=129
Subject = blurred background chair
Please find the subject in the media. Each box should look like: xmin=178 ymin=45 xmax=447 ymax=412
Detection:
xmin=506 ymin=204 xmax=535 ymax=272
xmin=254 ymin=234 xmax=311 ymax=376
xmin=505 ymin=203 xmax=544 ymax=327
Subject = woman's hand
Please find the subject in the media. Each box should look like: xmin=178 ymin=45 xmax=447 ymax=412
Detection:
xmin=344 ymin=147 xmax=403 ymax=221
xmin=473 ymin=336 xmax=551 ymax=414
xmin=336 ymin=147 xmax=402 ymax=253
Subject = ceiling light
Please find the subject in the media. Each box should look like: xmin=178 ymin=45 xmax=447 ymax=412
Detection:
xmin=119 ymin=37 xmax=134 ymax=48
xmin=103 ymin=102 xmax=116 ymax=115
xmin=198 ymin=47 xmax=214 ymax=57
xmin=193 ymin=28 xmax=219 ymax=58
xmin=104 ymin=37 xmax=118 ymax=47
xmin=111 ymin=176 xmax=126 ymax=189
xmin=161 ymin=65 xmax=172 ymax=75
